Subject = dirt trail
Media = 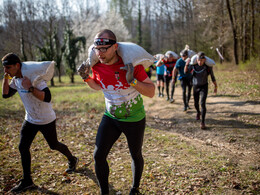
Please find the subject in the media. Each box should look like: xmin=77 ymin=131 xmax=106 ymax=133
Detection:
xmin=143 ymin=85 xmax=260 ymax=166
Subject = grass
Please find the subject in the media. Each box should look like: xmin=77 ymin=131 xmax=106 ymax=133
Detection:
xmin=212 ymin=63 xmax=260 ymax=100
xmin=0 ymin=69 xmax=260 ymax=194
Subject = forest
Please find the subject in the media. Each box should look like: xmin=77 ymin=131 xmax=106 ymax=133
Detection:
xmin=0 ymin=0 xmax=260 ymax=83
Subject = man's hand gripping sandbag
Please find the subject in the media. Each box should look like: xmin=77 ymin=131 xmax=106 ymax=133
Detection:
xmin=77 ymin=59 xmax=90 ymax=80
xmin=120 ymin=63 xmax=134 ymax=84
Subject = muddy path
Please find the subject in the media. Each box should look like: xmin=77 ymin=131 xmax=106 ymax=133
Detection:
xmin=143 ymin=85 xmax=260 ymax=167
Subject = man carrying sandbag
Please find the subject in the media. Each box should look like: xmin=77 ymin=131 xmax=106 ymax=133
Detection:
xmin=184 ymin=52 xmax=218 ymax=129
xmin=173 ymin=50 xmax=193 ymax=111
xmin=2 ymin=53 xmax=78 ymax=193
xmin=156 ymin=51 xmax=178 ymax=103
xmin=78 ymin=29 xmax=155 ymax=195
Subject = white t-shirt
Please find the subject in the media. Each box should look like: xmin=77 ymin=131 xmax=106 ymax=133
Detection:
xmin=10 ymin=78 xmax=56 ymax=125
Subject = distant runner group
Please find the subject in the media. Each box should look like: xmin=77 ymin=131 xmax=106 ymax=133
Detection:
xmin=153 ymin=48 xmax=217 ymax=130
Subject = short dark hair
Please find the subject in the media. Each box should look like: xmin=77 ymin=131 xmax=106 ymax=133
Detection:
xmin=181 ymin=50 xmax=188 ymax=57
xmin=197 ymin=52 xmax=206 ymax=59
xmin=96 ymin=29 xmax=117 ymax=42
xmin=2 ymin=53 xmax=21 ymax=66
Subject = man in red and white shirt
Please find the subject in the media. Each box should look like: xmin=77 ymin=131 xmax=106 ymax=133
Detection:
xmin=79 ymin=29 xmax=155 ymax=195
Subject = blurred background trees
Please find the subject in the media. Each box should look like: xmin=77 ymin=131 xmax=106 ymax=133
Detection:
xmin=0 ymin=0 xmax=259 ymax=81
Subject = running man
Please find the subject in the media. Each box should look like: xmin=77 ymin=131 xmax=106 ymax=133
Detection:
xmin=184 ymin=52 xmax=217 ymax=129
xmin=156 ymin=52 xmax=178 ymax=103
xmin=154 ymin=55 xmax=165 ymax=97
xmin=173 ymin=50 xmax=192 ymax=111
xmin=78 ymin=29 xmax=155 ymax=195
xmin=2 ymin=53 xmax=78 ymax=193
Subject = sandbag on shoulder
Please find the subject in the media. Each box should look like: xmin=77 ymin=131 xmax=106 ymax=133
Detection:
xmin=154 ymin=54 xmax=164 ymax=61
xmin=165 ymin=51 xmax=179 ymax=59
xmin=180 ymin=50 xmax=196 ymax=58
xmin=190 ymin=55 xmax=215 ymax=67
xmin=87 ymin=42 xmax=155 ymax=69
xmin=21 ymin=61 xmax=55 ymax=86
xmin=182 ymin=45 xmax=196 ymax=58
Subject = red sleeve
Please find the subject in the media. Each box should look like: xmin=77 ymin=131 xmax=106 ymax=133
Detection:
xmin=91 ymin=67 xmax=100 ymax=84
xmin=134 ymin=65 xmax=148 ymax=82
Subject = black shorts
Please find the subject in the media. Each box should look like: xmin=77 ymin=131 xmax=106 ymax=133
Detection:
xmin=157 ymin=74 xmax=165 ymax=82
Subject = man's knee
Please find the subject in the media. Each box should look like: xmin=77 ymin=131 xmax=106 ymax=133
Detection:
xmin=48 ymin=142 xmax=60 ymax=150
xmin=19 ymin=143 xmax=30 ymax=153
xmin=93 ymin=147 xmax=107 ymax=163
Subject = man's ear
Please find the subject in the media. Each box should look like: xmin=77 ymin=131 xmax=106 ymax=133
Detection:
xmin=114 ymin=43 xmax=118 ymax=50
xmin=15 ymin=62 xmax=21 ymax=69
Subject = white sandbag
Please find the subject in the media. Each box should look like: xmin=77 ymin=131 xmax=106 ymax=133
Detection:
xmin=87 ymin=42 xmax=155 ymax=69
xmin=165 ymin=51 xmax=179 ymax=59
xmin=154 ymin=54 xmax=164 ymax=61
xmin=21 ymin=61 xmax=55 ymax=86
xmin=182 ymin=45 xmax=196 ymax=58
xmin=190 ymin=55 xmax=215 ymax=67
xmin=180 ymin=50 xmax=196 ymax=58
xmin=187 ymin=50 xmax=196 ymax=58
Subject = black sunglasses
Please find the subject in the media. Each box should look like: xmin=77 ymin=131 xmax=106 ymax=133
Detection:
xmin=93 ymin=44 xmax=114 ymax=53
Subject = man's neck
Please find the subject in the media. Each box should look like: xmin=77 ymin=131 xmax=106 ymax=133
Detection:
xmin=105 ymin=54 xmax=119 ymax=65
xmin=15 ymin=68 xmax=23 ymax=78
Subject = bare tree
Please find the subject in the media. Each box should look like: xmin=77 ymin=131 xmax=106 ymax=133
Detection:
xmin=226 ymin=0 xmax=239 ymax=64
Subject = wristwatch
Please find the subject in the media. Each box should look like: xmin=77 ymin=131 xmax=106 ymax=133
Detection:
xmin=130 ymin=79 xmax=137 ymax=87
xmin=28 ymin=86 xmax=34 ymax=93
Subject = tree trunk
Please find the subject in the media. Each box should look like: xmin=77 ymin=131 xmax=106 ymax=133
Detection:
xmin=51 ymin=78 xmax=54 ymax=86
xmin=240 ymin=0 xmax=244 ymax=62
xmin=219 ymin=0 xmax=225 ymax=64
xmin=58 ymin=69 xmax=62 ymax=83
xmin=70 ymin=73 xmax=74 ymax=83
xmin=250 ymin=0 xmax=255 ymax=57
xmin=243 ymin=2 xmax=249 ymax=62
xmin=226 ymin=0 xmax=239 ymax=65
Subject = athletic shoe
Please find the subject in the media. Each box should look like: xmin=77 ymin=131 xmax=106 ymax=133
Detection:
xmin=170 ymin=98 xmax=175 ymax=103
xmin=66 ymin=156 xmax=78 ymax=173
xmin=161 ymin=93 xmax=164 ymax=97
xmin=166 ymin=97 xmax=170 ymax=101
xmin=187 ymin=105 xmax=191 ymax=109
xmin=158 ymin=93 xmax=161 ymax=97
xmin=11 ymin=179 xmax=36 ymax=193
xmin=183 ymin=107 xmax=187 ymax=111
xmin=196 ymin=113 xmax=200 ymax=120
xmin=200 ymin=123 xmax=206 ymax=130
xmin=129 ymin=187 xmax=142 ymax=195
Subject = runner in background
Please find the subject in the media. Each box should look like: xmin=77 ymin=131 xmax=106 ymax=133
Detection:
xmin=145 ymin=64 xmax=155 ymax=79
xmin=154 ymin=54 xmax=165 ymax=97
xmin=184 ymin=52 xmax=217 ymax=129
xmin=173 ymin=50 xmax=193 ymax=111
xmin=156 ymin=52 xmax=178 ymax=103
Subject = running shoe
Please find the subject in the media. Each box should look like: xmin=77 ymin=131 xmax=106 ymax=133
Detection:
xmin=170 ymin=98 xmax=175 ymax=103
xmin=200 ymin=123 xmax=206 ymax=130
xmin=196 ymin=113 xmax=200 ymax=120
xmin=129 ymin=187 xmax=142 ymax=195
xmin=66 ymin=156 xmax=78 ymax=173
xmin=11 ymin=179 xmax=36 ymax=193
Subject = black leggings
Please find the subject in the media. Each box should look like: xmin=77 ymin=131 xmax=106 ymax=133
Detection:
xmin=165 ymin=75 xmax=176 ymax=98
xmin=94 ymin=115 xmax=146 ymax=194
xmin=193 ymin=84 xmax=208 ymax=123
xmin=180 ymin=77 xmax=192 ymax=107
xmin=19 ymin=120 xmax=73 ymax=180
